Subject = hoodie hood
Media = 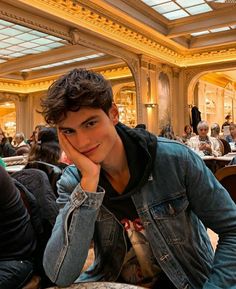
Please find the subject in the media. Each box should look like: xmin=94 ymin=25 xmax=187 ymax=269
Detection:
xmin=100 ymin=122 xmax=157 ymax=200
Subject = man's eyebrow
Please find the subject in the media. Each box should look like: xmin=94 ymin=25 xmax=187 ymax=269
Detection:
xmin=81 ymin=116 xmax=98 ymax=125
xmin=58 ymin=126 xmax=74 ymax=131
xmin=58 ymin=116 xmax=98 ymax=130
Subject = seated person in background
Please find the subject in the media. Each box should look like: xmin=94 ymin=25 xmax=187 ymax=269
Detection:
xmin=226 ymin=123 xmax=236 ymax=144
xmin=135 ymin=123 xmax=146 ymax=129
xmin=27 ymin=124 xmax=46 ymax=147
xmin=0 ymin=128 xmax=16 ymax=157
xmin=27 ymin=130 xmax=36 ymax=147
xmin=159 ymin=123 xmax=176 ymax=139
xmin=181 ymin=124 xmax=195 ymax=144
xmin=0 ymin=165 xmax=36 ymax=289
xmin=188 ymin=121 xmax=221 ymax=157
xmin=34 ymin=124 xmax=46 ymax=143
xmin=221 ymin=114 xmax=232 ymax=132
xmin=159 ymin=123 xmax=182 ymax=143
xmin=210 ymin=123 xmax=224 ymax=155
xmin=42 ymin=68 xmax=236 ymax=289
xmin=27 ymin=127 xmax=65 ymax=169
xmin=211 ymin=123 xmax=231 ymax=155
xmin=14 ymin=132 xmax=30 ymax=156
xmin=26 ymin=127 xmax=67 ymax=195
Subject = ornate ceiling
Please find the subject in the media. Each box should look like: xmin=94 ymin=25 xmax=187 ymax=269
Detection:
xmin=0 ymin=0 xmax=236 ymax=89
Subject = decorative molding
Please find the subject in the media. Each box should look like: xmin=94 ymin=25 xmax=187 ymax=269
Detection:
xmin=0 ymin=79 xmax=54 ymax=94
xmin=18 ymin=94 xmax=28 ymax=102
xmin=2 ymin=1 xmax=236 ymax=67
xmin=34 ymin=0 xmax=236 ymax=67
xmin=21 ymin=0 xmax=183 ymax=65
xmin=0 ymin=92 xmax=19 ymax=102
xmin=0 ymin=66 xmax=132 ymax=94
xmin=172 ymin=67 xmax=180 ymax=78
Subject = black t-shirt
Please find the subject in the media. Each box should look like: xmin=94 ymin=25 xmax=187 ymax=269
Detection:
xmin=99 ymin=126 xmax=175 ymax=289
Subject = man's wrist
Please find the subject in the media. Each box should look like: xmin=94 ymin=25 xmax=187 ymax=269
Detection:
xmin=81 ymin=177 xmax=99 ymax=193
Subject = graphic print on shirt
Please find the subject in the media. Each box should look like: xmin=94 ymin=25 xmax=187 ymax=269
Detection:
xmin=120 ymin=218 xmax=162 ymax=288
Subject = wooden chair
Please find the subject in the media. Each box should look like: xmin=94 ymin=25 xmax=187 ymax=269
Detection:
xmin=220 ymin=138 xmax=232 ymax=155
xmin=215 ymin=165 xmax=236 ymax=202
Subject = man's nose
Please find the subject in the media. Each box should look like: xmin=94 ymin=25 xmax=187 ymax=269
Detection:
xmin=74 ymin=133 xmax=91 ymax=150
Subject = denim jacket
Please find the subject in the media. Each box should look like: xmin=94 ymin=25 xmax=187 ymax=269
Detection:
xmin=43 ymin=138 xmax=236 ymax=289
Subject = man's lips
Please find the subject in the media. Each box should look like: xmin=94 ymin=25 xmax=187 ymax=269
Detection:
xmin=81 ymin=145 xmax=99 ymax=155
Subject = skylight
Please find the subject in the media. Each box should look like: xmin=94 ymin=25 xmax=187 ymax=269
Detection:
xmin=0 ymin=20 xmax=67 ymax=64
xmin=140 ymin=0 xmax=213 ymax=20
xmin=191 ymin=26 xmax=235 ymax=36
xmin=20 ymin=53 xmax=105 ymax=72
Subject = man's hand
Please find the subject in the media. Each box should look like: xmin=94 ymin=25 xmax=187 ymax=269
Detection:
xmin=58 ymin=130 xmax=101 ymax=192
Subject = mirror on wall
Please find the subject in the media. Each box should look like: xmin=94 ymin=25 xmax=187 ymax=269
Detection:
xmin=197 ymin=72 xmax=236 ymax=126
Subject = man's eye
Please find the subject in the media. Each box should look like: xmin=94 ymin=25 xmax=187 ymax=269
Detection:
xmin=85 ymin=120 xmax=97 ymax=127
xmin=61 ymin=129 xmax=74 ymax=135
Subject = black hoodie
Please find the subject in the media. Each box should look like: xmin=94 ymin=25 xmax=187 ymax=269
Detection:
xmin=100 ymin=122 xmax=157 ymax=221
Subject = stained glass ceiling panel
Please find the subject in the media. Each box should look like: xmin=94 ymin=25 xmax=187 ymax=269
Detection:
xmin=0 ymin=19 xmax=67 ymax=64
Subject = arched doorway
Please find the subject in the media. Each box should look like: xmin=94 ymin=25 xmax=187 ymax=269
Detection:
xmin=0 ymin=100 xmax=16 ymax=138
xmin=188 ymin=70 xmax=236 ymax=128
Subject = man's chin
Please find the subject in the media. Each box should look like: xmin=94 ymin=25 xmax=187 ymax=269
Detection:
xmin=88 ymin=156 xmax=102 ymax=165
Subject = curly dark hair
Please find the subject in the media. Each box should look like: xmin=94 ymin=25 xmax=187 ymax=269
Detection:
xmin=41 ymin=68 xmax=113 ymax=124
xmin=27 ymin=128 xmax=61 ymax=165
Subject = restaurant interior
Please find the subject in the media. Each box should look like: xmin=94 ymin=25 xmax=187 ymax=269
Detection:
xmin=0 ymin=0 xmax=236 ymax=137
xmin=1 ymin=1 xmax=236 ymax=289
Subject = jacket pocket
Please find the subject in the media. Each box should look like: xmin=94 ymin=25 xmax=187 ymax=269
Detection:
xmin=96 ymin=207 xmax=116 ymax=246
xmin=150 ymin=194 xmax=189 ymax=244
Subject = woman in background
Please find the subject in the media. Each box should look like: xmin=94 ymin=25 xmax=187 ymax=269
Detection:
xmin=27 ymin=127 xmax=64 ymax=168
xmin=226 ymin=123 xmax=236 ymax=144
xmin=182 ymin=125 xmax=195 ymax=144
xmin=0 ymin=128 xmax=16 ymax=157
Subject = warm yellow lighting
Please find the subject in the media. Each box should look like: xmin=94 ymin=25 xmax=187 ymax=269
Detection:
xmin=145 ymin=103 xmax=157 ymax=108
xmin=4 ymin=121 xmax=16 ymax=128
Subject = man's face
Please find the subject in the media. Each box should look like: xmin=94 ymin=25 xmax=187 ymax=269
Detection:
xmin=15 ymin=136 xmax=21 ymax=145
xmin=58 ymin=105 xmax=119 ymax=165
xmin=198 ymin=126 xmax=208 ymax=138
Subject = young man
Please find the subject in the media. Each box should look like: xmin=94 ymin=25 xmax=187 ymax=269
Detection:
xmin=42 ymin=68 xmax=236 ymax=289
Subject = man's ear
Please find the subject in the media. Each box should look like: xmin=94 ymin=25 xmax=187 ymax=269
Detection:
xmin=109 ymin=103 xmax=119 ymax=125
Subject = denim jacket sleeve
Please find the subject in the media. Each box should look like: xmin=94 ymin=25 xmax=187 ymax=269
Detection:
xmin=185 ymin=149 xmax=236 ymax=289
xmin=43 ymin=165 xmax=105 ymax=287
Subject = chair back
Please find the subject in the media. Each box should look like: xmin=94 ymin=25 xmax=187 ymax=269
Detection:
xmin=220 ymin=138 xmax=232 ymax=155
xmin=215 ymin=165 xmax=236 ymax=202
xmin=12 ymin=169 xmax=59 ymax=288
xmin=24 ymin=161 xmax=62 ymax=196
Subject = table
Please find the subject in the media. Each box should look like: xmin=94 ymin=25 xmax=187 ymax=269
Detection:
xmin=47 ymin=282 xmax=144 ymax=289
xmin=202 ymin=153 xmax=236 ymax=173
xmin=5 ymin=164 xmax=25 ymax=173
